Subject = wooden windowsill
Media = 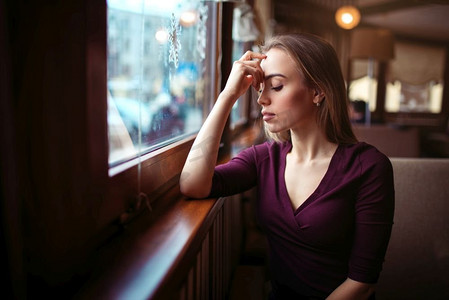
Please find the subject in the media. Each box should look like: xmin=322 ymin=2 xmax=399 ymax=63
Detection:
xmin=77 ymin=186 xmax=224 ymax=299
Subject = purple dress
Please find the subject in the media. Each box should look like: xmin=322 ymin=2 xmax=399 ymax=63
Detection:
xmin=210 ymin=141 xmax=394 ymax=298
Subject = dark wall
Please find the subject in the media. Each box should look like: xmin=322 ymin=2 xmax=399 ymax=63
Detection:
xmin=2 ymin=1 xmax=108 ymax=297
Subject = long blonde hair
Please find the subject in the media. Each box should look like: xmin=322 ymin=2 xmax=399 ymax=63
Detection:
xmin=260 ymin=33 xmax=357 ymax=145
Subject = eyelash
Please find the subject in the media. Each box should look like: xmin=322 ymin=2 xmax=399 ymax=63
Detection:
xmin=258 ymin=85 xmax=283 ymax=95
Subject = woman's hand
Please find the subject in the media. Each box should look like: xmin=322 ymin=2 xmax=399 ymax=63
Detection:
xmin=180 ymin=51 xmax=266 ymax=199
xmin=326 ymin=278 xmax=375 ymax=300
xmin=222 ymin=51 xmax=267 ymax=101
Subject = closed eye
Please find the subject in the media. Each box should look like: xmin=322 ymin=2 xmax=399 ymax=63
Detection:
xmin=272 ymin=85 xmax=283 ymax=91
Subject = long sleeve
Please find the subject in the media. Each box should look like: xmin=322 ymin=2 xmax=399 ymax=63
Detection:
xmin=348 ymin=152 xmax=395 ymax=283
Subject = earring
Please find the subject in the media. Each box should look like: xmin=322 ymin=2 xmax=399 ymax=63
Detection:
xmin=316 ymin=102 xmax=321 ymax=107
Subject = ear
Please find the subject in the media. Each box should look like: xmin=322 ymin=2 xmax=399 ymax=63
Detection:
xmin=313 ymin=89 xmax=325 ymax=105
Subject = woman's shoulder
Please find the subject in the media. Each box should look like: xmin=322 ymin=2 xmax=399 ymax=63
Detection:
xmin=339 ymin=142 xmax=392 ymax=170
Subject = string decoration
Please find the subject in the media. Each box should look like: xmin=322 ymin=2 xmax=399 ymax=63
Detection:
xmin=168 ymin=13 xmax=182 ymax=68
xmin=197 ymin=4 xmax=208 ymax=61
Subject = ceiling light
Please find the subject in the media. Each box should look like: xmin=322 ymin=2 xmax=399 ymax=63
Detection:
xmin=335 ymin=5 xmax=361 ymax=30
xmin=180 ymin=10 xmax=198 ymax=27
xmin=155 ymin=29 xmax=169 ymax=44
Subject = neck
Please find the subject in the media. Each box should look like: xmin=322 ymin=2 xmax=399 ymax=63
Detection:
xmin=288 ymin=126 xmax=337 ymax=163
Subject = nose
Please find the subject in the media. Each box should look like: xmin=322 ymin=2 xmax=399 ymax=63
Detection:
xmin=257 ymin=83 xmax=270 ymax=106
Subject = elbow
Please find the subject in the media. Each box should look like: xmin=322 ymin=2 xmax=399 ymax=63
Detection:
xmin=357 ymin=282 xmax=376 ymax=300
xmin=179 ymin=173 xmax=211 ymax=199
xmin=180 ymin=185 xmax=210 ymax=199
xmin=356 ymin=281 xmax=376 ymax=299
xmin=366 ymin=285 xmax=376 ymax=298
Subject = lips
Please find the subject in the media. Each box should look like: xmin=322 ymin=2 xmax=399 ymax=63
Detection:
xmin=262 ymin=111 xmax=275 ymax=122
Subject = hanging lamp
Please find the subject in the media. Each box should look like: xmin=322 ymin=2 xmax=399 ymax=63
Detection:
xmin=335 ymin=5 xmax=361 ymax=30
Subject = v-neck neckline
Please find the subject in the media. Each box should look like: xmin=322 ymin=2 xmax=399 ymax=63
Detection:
xmin=280 ymin=142 xmax=341 ymax=215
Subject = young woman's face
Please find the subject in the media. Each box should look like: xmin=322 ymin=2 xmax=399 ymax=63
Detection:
xmin=258 ymin=48 xmax=319 ymax=134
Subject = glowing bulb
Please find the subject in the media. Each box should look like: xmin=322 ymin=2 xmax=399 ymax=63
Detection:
xmin=342 ymin=13 xmax=354 ymax=24
xmin=180 ymin=10 xmax=197 ymax=27
xmin=155 ymin=29 xmax=168 ymax=44
xmin=335 ymin=5 xmax=361 ymax=30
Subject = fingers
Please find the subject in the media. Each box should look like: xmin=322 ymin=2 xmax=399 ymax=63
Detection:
xmin=223 ymin=50 xmax=266 ymax=99
xmin=239 ymin=50 xmax=267 ymax=62
xmin=236 ymin=51 xmax=266 ymax=88
xmin=231 ymin=61 xmax=261 ymax=90
xmin=234 ymin=62 xmax=263 ymax=89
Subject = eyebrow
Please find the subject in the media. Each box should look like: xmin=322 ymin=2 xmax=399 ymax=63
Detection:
xmin=264 ymin=73 xmax=286 ymax=81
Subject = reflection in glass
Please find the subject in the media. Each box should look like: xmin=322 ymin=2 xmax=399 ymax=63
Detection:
xmin=107 ymin=0 xmax=214 ymax=166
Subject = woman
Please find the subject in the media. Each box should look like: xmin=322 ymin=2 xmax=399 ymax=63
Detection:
xmin=180 ymin=33 xmax=394 ymax=299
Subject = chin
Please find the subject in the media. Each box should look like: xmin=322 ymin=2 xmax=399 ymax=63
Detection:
xmin=264 ymin=125 xmax=290 ymax=139
xmin=265 ymin=125 xmax=287 ymax=134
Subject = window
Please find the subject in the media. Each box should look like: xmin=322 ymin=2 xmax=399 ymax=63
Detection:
xmin=385 ymin=80 xmax=443 ymax=113
xmin=229 ymin=2 xmax=261 ymax=131
xmin=384 ymin=41 xmax=445 ymax=113
xmin=348 ymin=59 xmax=378 ymax=112
xmin=230 ymin=41 xmax=250 ymax=129
xmin=107 ymin=0 xmax=217 ymax=167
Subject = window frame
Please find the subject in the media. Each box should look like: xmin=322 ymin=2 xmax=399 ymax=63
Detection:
xmin=91 ymin=1 xmax=229 ymax=239
xmin=3 ymin=1 xmax=236 ymax=293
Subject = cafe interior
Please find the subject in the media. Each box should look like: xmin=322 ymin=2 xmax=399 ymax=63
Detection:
xmin=1 ymin=0 xmax=449 ymax=299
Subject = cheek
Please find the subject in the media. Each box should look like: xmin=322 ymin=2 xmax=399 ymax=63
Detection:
xmin=282 ymin=89 xmax=313 ymax=110
xmin=287 ymin=84 xmax=312 ymax=98
xmin=279 ymin=93 xmax=316 ymax=123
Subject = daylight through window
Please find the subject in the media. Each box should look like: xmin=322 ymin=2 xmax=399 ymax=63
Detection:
xmin=107 ymin=0 xmax=216 ymax=166
xmin=384 ymin=41 xmax=445 ymax=113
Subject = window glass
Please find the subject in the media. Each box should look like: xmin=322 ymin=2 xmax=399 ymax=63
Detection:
xmin=385 ymin=80 xmax=443 ymax=113
xmin=230 ymin=1 xmax=260 ymax=129
xmin=348 ymin=75 xmax=378 ymax=112
xmin=230 ymin=41 xmax=248 ymax=128
xmin=107 ymin=0 xmax=216 ymax=166
xmin=384 ymin=41 xmax=445 ymax=113
xmin=348 ymin=58 xmax=379 ymax=113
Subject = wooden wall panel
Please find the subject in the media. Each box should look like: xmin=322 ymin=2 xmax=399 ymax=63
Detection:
xmin=172 ymin=195 xmax=242 ymax=300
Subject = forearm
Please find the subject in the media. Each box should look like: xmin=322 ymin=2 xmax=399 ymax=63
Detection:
xmin=180 ymin=50 xmax=265 ymax=198
xmin=326 ymin=278 xmax=375 ymax=300
xmin=180 ymin=92 xmax=235 ymax=198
